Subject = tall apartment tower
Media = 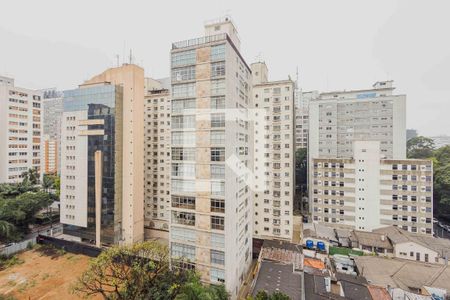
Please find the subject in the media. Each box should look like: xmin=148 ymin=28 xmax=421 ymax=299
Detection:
xmin=0 ymin=76 xmax=42 ymax=183
xmin=170 ymin=18 xmax=252 ymax=298
xmin=144 ymin=78 xmax=171 ymax=239
xmin=60 ymin=64 xmax=144 ymax=246
xmin=251 ymin=62 xmax=295 ymax=241
xmin=309 ymin=81 xmax=406 ymax=160
xmin=42 ymin=89 xmax=63 ymax=174
xmin=294 ymin=91 xmax=316 ymax=150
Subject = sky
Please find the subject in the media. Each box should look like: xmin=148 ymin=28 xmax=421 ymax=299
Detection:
xmin=0 ymin=0 xmax=449 ymax=136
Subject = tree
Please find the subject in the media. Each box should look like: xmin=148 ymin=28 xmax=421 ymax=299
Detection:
xmin=248 ymin=290 xmax=291 ymax=300
xmin=21 ymin=168 xmax=40 ymax=185
xmin=72 ymin=241 xmax=195 ymax=300
xmin=0 ymin=191 xmax=52 ymax=241
xmin=435 ymin=164 xmax=450 ymax=206
xmin=0 ymin=220 xmax=15 ymax=241
xmin=176 ymin=277 xmax=228 ymax=300
xmin=407 ymin=136 xmax=435 ymax=159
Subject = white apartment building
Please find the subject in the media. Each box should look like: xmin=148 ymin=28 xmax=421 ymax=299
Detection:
xmin=169 ymin=18 xmax=252 ymax=298
xmin=294 ymin=90 xmax=317 ymax=150
xmin=144 ymin=79 xmax=171 ymax=238
xmin=309 ymin=81 xmax=406 ymax=160
xmin=251 ymin=62 xmax=295 ymax=241
xmin=0 ymin=76 xmax=42 ymax=183
xmin=311 ymin=141 xmax=433 ymax=235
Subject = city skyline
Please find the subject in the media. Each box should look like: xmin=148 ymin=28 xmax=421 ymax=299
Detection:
xmin=0 ymin=0 xmax=449 ymax=136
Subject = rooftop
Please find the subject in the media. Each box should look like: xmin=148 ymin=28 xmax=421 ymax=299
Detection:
xmin=252 ymin=261 xmax=302 ymax=300
xmin=354 ymin=256 xmax=450 ymax=292
xmin=350 ymin=230 xmax=393 ymax=250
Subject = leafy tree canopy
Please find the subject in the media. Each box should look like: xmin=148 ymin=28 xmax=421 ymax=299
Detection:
xmin=407 ymin=136 xmax=435 ymax=159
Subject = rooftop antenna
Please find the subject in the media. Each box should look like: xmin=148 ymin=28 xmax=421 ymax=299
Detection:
xmin=255 ymin=52 xmax=262 ymax=62
xmin=116 ymin=55 xmax=120 ymax=67
xmin=129 ymin=49 xmax=133 ymax=64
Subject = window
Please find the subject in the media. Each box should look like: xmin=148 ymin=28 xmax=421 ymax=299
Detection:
xmin=211 ymin=62 xmax=225 ymax=77
xmin=211 ymin=233 xmax=224 ymax=248
xmin=171 ymin=227 xmax=196 ymax=243
xmin=172 ymin=163 xmax=195 ymax=177
xmin=211 ymin=181 xmax=225 ymax=196
xmin=210 ymin=267 xmax=225 ymax=283
xmin=211 ymin=113 xmax=225 ymax=127
xmin=210 ymin=250 xmax=225 ymax=265
xmin=172 ymin=99 xmax=196 ymax=113
xmin=172 ymin=66 xmax=196 ymax=81
xmin=172 ymin=147 xmax=196 ymax=160
xmin=171 ymin=242 xmax=195 ymax=260
xmin=171 ymin=196 xmax=196 ymax=209
xmin=172 ymin=132 xmax=195 ymax=146
xmin=211 ymin=216 xmax=225 ymax=230
xmin=210 ymin=131 xmax=225 ymax=144
xmin=211 ymin=44 xmax=225 ymax=61
xmin=171 ymin=179 xmax=195 ymax=193
xmin=211 ymin=198 xmax=225 ymax=213
xmin=172 ymin=115 xmax=195 ymax=129
xmin=172 ymin=50 xmax=196 ymax=67
xmin=211 ymin=147 xmax=225 ymax=161
xmin=211 ymin=165 xmax=225 ymax=179
xmin=172 ymin=83 xmax=196 ymax=98
xmin=172 ymin=211 xmax=195 ymax=226
xmin=211 ymin=80 xmax=225 ymax=95
xmin=211 ymin=96 xmax=225 ymax=109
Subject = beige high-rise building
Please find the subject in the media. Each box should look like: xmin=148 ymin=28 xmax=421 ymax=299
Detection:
xmin=0 ymin=76 xmax=42 ymax=183
xmin=169 ymin=18 xmax=252 ymax=298
xmin=42 ymin=135 xmax=58 ymax=174
xmin=42 ymin=90 xmax=63 ymax=175
xmin=251 ymin=62 xmax=295 ymax=241
xmin=144 ymin=78 xmax=171 ymax=239
xmin=60 ymin=64 xmax=144 ymax=245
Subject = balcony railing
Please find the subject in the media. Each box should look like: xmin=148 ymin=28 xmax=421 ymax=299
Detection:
xmin=172 ymin=33 xmax=227 ymax=50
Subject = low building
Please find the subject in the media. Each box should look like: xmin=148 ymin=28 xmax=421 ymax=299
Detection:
xmin=349 ymin=230 xmax=394 ymax=256
xmin=354 ymin=256 xmax=450 ymax=294
xmin=373 ymin=226 xmax=450 ymax=264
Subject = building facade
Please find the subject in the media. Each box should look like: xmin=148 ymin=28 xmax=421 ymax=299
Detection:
xmin=144 ymin=80 xmax=171 ymax=237
xmin=309 ymin=81 xmax=406 ymax=160
xmin=311 ymin=141 xmax=433 ymax=235
xmin=251 ymin=62 xmax=295 ymax=241
xmin=169 ymin=18 xmax=252 ymax=298
xmin=42 ymin=91 xmax=63 ymax=174
xmin=0 ymin=76 xmax=42 ymax=183
xmin=60 ymin=64 xmax=144 ymax=246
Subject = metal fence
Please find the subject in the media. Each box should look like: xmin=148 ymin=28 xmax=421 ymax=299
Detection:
xmin=0 ymin=237 xmax=36 ymax=257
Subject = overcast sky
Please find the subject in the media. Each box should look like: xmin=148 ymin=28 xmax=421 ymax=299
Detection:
xmin=1 ymin=0 xmax=449 ymax=136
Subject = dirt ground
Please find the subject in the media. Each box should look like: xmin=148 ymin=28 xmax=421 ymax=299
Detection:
xmin=0 ymin=247 xmax=100 ymax=300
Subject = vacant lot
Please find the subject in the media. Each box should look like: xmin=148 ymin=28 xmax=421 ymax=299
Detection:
xmin=0 ymin=246 xmax=99 ymax=299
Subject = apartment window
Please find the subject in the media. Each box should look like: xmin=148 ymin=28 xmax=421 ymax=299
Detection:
xmin=172 ymin=211 xmax=195 ymax=226
xmin=210 ymin=250 xmax=225 ymax=265
xmin=172 ymin=163 xmax=195 ymax=177
xmin=172 ymin=115 xmax=195 ymax=129
xmin=211 ymin=216 xmax=225 ymax=230
xmin=172 ymin=147 xmax=195 ymax=161
xmin=210 ymin=131 xmax=225 ymax=144
xmin=211 ymin=96 xmax=225 ymax=109
xmin=211 ymin=80 xmax=225 ymax=96
xmin=172 ymin=65 xmax=196 ymax=81
xmin=172 ymin=83 xmax=196 ymax=98
xmin=211 ymin=182 xmax=225 ymax=196
xmin=211 ymin=198 xmax=225 ymax=213
xmin=211 ymin=44 xmax=226 ymax=61
xmin=211 ymin=165 xmax=225 ymax=179
xmin=211 ymin=147 xmax=225 ymax=161
xmin=211 ymin=233 xmax=225 ymax=248
xmin=210 ymin=268 xmax=225 ymax=284
xmin=171 ymin=242 xmax=195 ymax=260
xmin=171 ymin=179 xmax=195 ymax=193
xmin=211 ymin=62 xmax=225 ymax=78
xmin=171 ymin=196 xmax=196 ymax=209
xmin=172 ymin=132 xmax=195 ymax=146
xmin=211 ymin=113 xmax=225 ymax=127
xmin=172 ymin=50 xmax=196 ymax=67
xmin=172 ymin=99 xmax=196 ymax=113
xmin=171 ymin=227 xmax=196 ymax=243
